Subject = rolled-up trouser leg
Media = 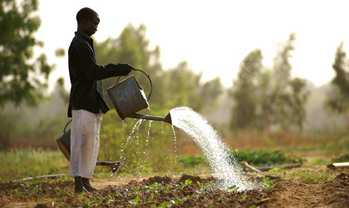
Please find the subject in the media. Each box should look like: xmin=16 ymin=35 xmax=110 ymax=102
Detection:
xmin=69 ymin=109 xmax=102 ymax=178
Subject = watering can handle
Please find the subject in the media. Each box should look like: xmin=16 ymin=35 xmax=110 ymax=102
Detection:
xmin=63 ymin=119 xmax=72 ymax=133
xmin=137 ymin=69 xmax=153 ymax=101
xmin=115 ymin=69 xmax=153 ymax=101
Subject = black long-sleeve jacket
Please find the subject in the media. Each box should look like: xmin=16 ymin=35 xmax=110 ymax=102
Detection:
xmin=67 ymin=32 xmax=130 ymax=117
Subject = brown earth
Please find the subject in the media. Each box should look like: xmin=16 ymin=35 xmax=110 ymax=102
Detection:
xmin=0 ymin=171 xmax=348 ymax=208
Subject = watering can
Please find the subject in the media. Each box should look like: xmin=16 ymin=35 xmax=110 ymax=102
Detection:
xmin=106 ymin=69 xmax=172 ymax=124
xmin=56 ymin=120 xmax=120 ymax=173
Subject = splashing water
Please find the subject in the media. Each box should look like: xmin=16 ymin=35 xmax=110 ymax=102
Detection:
xmin=170 ymin=107 xmax=255 ymax=191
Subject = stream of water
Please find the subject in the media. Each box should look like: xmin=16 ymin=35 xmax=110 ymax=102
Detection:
xmin=170 ymin=106 xmax=255 ymax=191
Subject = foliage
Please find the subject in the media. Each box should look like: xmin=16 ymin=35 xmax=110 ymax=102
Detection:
xmin=230 ymin=33 xmax=309 ymax=131
xmin=178 ymin=155 xmax=205 ymax=167
xmin=298 ymin=170 xmax=333 ymax=184
xmin=0 ymin=148 xmax=67 ymax=182
xmin=260 ymin=177 xmax=275 ymax=191
xmin=0 ymin=83 xmax=68 ymax=150
xmin=98 ymin=111 xmax=179 ymax=175
xmin=228 ymin=149 xmax=303 ymax=167
xmin=230 ymin=49 xmax=263 ymax=130
xmin=331 ymin=153 xmax=349 ymax=163
xmin=325 ymin=42 xmax=349 ymax=118
xmin=95 ymin=23 xmax=223 ymax=113
xmin=177 ymin=149 xmax=303 ymax=168
xmin=0 ymin=0 xmax=53 ymax=107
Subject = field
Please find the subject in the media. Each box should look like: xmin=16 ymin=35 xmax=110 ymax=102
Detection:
xmin=0 ymin=130 xmax=348 ymax=207
xmin=0 ymin=166 xmax=348 ymax=207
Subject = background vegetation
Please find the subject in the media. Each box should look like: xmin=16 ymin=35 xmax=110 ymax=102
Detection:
xmin=1 ymin=0 xmax=349 ymax=181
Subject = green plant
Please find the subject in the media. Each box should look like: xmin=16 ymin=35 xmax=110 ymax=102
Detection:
xmin=227 ymin=185 xmax=239 ymax=192
xmin=148 ymin=193 xmax=155 ymax=200
xmin=179 ymin=179 xmax=192 ymax=189
xmin=298 ymin=170 xmax=333 ymax=184
xmin=162 ymin=184 xmax=170 ymax=194
xmin=268 ymin=167 xmax=282 ymax=173
xmin=24 ymin=183 xmax=42 ymax=196
xmin=178 ymin=155 xmax=205 ymax=167
xmin=260 ymin=177 xmax=275 ymax=191
xmin=129 ymin=196 xmax=141 ymax=206
xmin=332 ymin=153 xmax=349 ymax=162
xmin=228 ymin=149 xmax=303 ymax=167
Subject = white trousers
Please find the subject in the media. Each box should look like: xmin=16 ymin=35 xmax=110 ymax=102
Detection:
xmin=69 ymin=109 xmax=102 ymax=178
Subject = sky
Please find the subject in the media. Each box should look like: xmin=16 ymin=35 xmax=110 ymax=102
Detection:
xmin=35 ymin=0 xmax=349 ymax=90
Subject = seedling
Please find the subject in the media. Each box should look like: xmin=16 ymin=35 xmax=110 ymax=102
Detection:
xmin=129 ymin=196 xmax=141 ymax=206
xmin=260 ymin=177 xmax=275 ymax=191
xmin=162 ymin=184 xmax=170 ymax=194
xmin=179 ymin=179 xmax=192 ymax=189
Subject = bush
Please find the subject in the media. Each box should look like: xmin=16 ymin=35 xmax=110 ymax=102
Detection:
xmin=228 ymin=149 xmax=303 ymax=167
xmin=178 ymin=155 xmax=205 ymax=167
xmin=331 ymin=153 xmax=349 ymax=163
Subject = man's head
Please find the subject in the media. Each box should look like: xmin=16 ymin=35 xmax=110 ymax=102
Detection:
xmin=76 ymin=7 xmax=100 ymax=36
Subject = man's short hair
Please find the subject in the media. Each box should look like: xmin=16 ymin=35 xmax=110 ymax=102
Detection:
xmin=76 ymin=7 xmax=98 ymax=23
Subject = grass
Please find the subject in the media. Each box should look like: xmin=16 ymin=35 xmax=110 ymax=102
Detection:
xmin=297 ymin=170 xmax=335 ymax=184
xmin=0 ymin=148 xmax=68 ymax=182
xmin=0 ymin=128 xmax=347 ymax=183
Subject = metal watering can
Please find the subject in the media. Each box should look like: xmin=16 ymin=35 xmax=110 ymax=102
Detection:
xmin=56 ymin=120 xmax=120 ymax=173
xmin=107 ymin=69 xmax=172 ymax=124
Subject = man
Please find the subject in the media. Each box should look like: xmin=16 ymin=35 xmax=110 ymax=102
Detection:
xmin=68 ymin=7 xmax=135 ymax=193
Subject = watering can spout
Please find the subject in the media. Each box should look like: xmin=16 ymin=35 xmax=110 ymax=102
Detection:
xmin=128 ymin=112 xmax=172 ymax=124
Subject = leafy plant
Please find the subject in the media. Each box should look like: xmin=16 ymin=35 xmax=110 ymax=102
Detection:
xmin=298 ymin=170 xmax=333 ymax=184
xmin=179 ymin=179 xmax=192 ymax=189
xmin=227 ymin=185 xmax=239 ymax=192
xmin=129 ymin=196 xmax=141 ymax=206
xmin=331 ymin=153 xmax=349 ymax=162
xmin=179 ymin=155 xmax=205 ymax=167
xmin=228 ymin=149 xmax=303 ymax=167
xmin=260 ymin=177 xmax=275 ymax=191
xmin=162 ymin=184 xmax=170 ymax=194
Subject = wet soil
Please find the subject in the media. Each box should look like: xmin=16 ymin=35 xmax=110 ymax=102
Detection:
xmin=0 ymin=172 xmax=348 ymax=207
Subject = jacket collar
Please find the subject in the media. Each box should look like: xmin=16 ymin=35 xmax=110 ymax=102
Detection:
xmin=75 ymin=32 xmax=93 ymax=42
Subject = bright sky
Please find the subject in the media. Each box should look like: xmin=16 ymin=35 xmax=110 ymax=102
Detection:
xmin=35 ymin=0 xmax=349 ymax=90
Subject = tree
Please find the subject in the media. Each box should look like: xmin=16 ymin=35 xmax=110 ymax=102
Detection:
xmin=94 ymin=23 xmax=165 ymax=108
xmin=264 ymin=33 xmax=309 ymax=130
xmin=231 ymin=33 xmax=309 ymax=131
xmin=230 ymin=49 xmax=263 ymax=130
xmin=325 ymin=42 xmax=349 ymax=119
xmin=0 ymin=0 xmax=53 ymax=107
xmin=95 ymin=23 xmax=222 ymax=115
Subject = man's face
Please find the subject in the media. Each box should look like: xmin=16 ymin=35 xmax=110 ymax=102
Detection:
xmin=84 ymin=15 xmax=100 ymax=36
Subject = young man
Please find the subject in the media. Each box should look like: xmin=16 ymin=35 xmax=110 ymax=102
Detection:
xmin=68 ymin=7 xmax=135 ymax=193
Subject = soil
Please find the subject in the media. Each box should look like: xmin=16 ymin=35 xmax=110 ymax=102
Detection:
xmin=0 ymin=171 xmax=348 ymax=207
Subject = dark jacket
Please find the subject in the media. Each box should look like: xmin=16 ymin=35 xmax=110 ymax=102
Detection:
xmin=67 ymin=32 xmax=130 ymax=117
